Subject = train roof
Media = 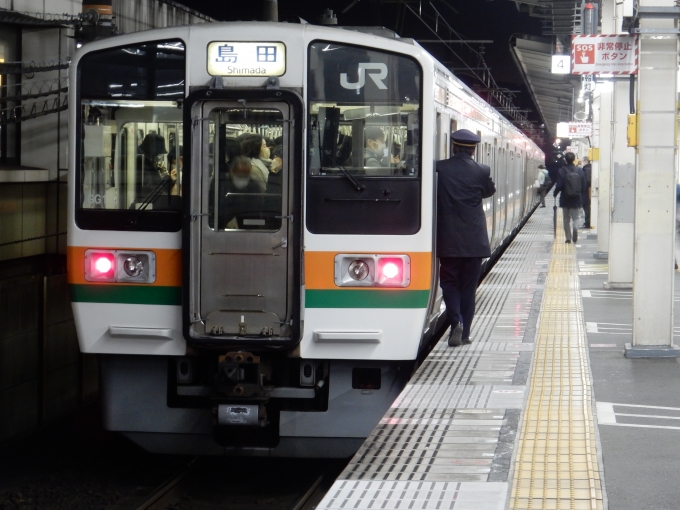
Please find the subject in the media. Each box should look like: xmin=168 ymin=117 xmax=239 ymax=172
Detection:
xmin=73 ymin=21 xmax=542 ymax=156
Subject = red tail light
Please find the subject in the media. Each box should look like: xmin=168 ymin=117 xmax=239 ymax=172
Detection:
xmin=89 ymin=252 xmax=115 ymax=281
xmin=377 ymin=258 xmax=404 ymax=286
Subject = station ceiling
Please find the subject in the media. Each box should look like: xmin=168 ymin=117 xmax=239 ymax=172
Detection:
xmin=512 ymin=36 xmax=576 ymax=137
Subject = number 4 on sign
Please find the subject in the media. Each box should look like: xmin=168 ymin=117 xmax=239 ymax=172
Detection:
xmin=582 ymin=75 xmax=594 ymax=92
xmin=551 ymin=55 xmax=570 ymax=74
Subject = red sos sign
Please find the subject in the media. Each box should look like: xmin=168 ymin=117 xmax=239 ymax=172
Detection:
xmin=575 ymin=44 xmax=595 ymax=64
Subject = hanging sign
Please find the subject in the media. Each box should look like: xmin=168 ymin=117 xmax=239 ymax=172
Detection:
xmin=571 ymin=34 xmax=638 ymax=75
xmin=557 ymin=122 xmax=593 ymax=138
xmin=551 ymin=55 xmax=571 ymax=74
xmin=581 ymin=74 xmax=594 ymax=92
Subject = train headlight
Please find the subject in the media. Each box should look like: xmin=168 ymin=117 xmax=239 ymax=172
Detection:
xmin=123 ymin=256 xmax=144 ymax=277
xmin=348 ymin=260 xmax=370 ymax=281
xmin=84 ymin=249 xmax=156 ymax=283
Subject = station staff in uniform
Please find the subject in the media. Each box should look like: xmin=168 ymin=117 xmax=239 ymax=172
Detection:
xmin=437 ymin=129 xmax=496 ymax=347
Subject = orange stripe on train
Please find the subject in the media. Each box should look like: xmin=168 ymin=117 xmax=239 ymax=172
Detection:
xmin=67 ymin=247 xmax=182 ymax=287
xmin=305 ymin=251 xmax=432 ymax=290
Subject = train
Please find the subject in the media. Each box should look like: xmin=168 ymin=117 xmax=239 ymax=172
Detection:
xmin=67 ymin=21 xmax=544 ymax=457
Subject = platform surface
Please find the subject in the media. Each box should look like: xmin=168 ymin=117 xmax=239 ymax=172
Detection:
xmin=316 ymin=200 xmax=680 ymax=510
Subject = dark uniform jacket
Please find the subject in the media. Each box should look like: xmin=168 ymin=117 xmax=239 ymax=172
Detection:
xmin=582 ymin=163 xmax=592 ymax=187
xmin=553 ymin=163 xmax=587 ymax=209
xmin=436 ymin=152 xmax=496 ymax=258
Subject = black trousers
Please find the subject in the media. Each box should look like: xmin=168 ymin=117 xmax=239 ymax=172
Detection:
xmin=583 ymin=186 xmax=591 ymax=227
xmin=439 ymin=257 xmax=483 ymax=339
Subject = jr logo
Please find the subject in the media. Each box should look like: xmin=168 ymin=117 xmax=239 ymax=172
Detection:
xmin=340 ymin=63 xmax=388 ymax=90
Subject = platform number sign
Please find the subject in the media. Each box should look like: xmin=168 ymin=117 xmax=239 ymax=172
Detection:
xmin=551 ymin=55 xmax=570 ymax=74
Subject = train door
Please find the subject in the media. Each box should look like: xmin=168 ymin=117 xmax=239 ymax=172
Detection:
xmin=497 ymin=146 xmax=507 ymax=241
xmin=424 ymin=111 xmax=449 ymax=337
xmin=491 ymin=139 xmax=500 ymax=249
xmin=185 ymin=94 xmax=301 ymax=345
xmin=482 ymin=141 xmax=494 ymax=246
xmin=508 ymin=150 xmax=516 ymax=230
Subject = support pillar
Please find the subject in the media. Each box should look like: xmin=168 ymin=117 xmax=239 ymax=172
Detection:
xmin=605 ymin=80 xmax=636 ymax=288
xmin=595 ymin=86 xmax=612 ymax=259
xmin=626 ymin=0 xmax=680 ymax=358
xmin=593 ymin=0 xmax=620 ymax=259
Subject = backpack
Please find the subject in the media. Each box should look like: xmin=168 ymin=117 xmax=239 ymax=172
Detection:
xmin=563 ymin=167 xmax=581 ymax=198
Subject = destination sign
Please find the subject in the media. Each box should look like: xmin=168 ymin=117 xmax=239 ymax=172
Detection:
xmin=207 ymin=42 xmax=286 ymax=77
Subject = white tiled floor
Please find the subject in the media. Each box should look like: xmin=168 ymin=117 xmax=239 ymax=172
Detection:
xmin=316 ymin=208 xmax=554 ymax=510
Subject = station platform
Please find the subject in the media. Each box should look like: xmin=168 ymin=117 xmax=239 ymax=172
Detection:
xmin=316 ymin=200 xmax=680 ymax=510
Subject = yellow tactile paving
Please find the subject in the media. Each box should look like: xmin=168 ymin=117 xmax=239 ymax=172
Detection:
xmin=509 ymin=210 xmax=605 ymax=510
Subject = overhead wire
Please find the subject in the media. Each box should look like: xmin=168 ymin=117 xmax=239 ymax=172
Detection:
xmin=402 ymin=3 xmax=534 ymax=129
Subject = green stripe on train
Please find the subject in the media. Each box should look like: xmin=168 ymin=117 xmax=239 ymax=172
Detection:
xmin=305 ymin=289 xmax=430 ymax=308
xmin=70 ymin=284 xmax=182 ymax=305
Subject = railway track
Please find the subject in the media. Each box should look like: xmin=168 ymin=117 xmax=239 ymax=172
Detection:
xmin=132 ymin=457 xmax=344 ymax=510
xmin=133 ymin=457 xmax=200 ymax=510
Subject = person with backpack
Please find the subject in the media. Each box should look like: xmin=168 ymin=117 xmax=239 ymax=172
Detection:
xmin=536 ymin=164 xmax=551 ymax=208
xmin=553 ymin=152 xmax=587 ymax=243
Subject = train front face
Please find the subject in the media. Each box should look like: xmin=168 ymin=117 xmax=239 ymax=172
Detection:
xmin=68 ymin=23 xmax=435 ymax=456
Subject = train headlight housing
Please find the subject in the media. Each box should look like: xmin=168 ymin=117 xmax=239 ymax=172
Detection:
xmin=123 ymin=256 xmax=144 ymax=277
xmin=334 ymin=254 xmax=410 ymax=288
xmin=348 ymin=260 xmax=370 ymax=281
xmin=84 ymin=249 xmax=156 ymax=283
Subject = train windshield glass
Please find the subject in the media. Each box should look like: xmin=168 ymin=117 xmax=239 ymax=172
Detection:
xmin=206 ymin=107 xmax=284 ymax=231
xmin=307 ymin=41 xmax=421 ymax=177
xmin=76 ymin=40 xmax=185 ymax=230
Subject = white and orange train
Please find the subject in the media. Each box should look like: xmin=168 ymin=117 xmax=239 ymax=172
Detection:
xmin=68 ymin=21 xmax=544 ymax=456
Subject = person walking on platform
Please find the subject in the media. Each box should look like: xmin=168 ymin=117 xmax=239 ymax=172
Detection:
xmin=536 ymin=164 xmax=550 ymax=208
xmin=436 ymin=129 xmax=496 ymax=347
xmin=553 ymin=152 xmax=587 ymax=244
xmin=581 ymin=156 xmax=592 ymax=228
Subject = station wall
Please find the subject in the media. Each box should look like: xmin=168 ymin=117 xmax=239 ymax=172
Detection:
xmin=0 ymin=0 xmax=212 ymax=447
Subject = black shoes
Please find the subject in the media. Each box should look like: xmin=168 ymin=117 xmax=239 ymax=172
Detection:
xmin=565 ymin=239 xmax=572 ymax=244
xmin=448 ymin=323 xmax=463 ymax=347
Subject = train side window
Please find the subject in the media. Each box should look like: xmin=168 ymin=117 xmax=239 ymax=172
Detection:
xmin=75 ymin=39 xmax=185 ymax=231
xmin=450 ymin=119 xmax=457 ymax=155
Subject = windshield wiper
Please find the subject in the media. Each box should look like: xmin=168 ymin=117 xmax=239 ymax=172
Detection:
xmin=323 ymin=150 xmax=365 ymax=192
xmin=128 ymin=175 xmax=174 ymax=225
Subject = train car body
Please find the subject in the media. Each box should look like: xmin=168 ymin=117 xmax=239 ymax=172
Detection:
xmin=67 ymin=22 xmax=544 ymax=456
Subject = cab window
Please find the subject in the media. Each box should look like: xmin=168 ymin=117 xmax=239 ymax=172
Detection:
xmin=307 ymin=42 xmax=421 ymax=178
xmin=76 ymin=40 xmax=185 ymax=231
xmin=306 ymin=41 xmax=422 ymax=235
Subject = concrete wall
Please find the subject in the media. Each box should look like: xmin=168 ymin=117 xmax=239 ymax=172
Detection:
xmin=0 ymin=258 xmax=95 ymax=446
xmin=0 ymin=0 xmax=212 ymax=446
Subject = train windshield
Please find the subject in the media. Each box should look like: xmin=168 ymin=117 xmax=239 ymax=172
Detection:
xmin=76 ymin=40 xmax=185 ymax=231
xmin=307 ymin=41 xmax=421 ymax=177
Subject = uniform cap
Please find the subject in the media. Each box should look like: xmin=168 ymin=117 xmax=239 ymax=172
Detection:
xmin=450 ymin=129 xmax=481 ymax=147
